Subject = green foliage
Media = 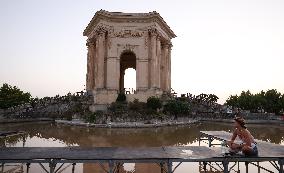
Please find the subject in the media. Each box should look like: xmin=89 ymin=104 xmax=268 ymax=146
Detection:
xmin=154 ymin=111 xmax=167 ymax=120
xmin=164 ymin=100 xmax=190 ymax=115
xmin=85 ymin=112 xmax=96 ymax=123
xmin=30 ymin=97 xmax=39 ymax=108
xmin=194 ymin=93 xmax=219 ymax=104
xmin=264 ymin=89 xmax=282 ymax=114
xmin=238 ymin=90 xmax=253 ymax=110
xmin=128 ymin=99 xmax=146 ymax=112
xmin=72 ymin=102 xmax=83 ymax=113
xmin=109 ymin=101 xmax=128 ymax=113
xmin=116 ymin=92 xmax=126 ymax=102
xmin=66 ymin=114 xmax=72 ymax=121
xmin=226 ymin=89 xmax=284 ymax=114
xmin=146 ymin=96 xmax=162 ymax=110
xmin=0 ymin=83 xmax=32 ymax=109
xmin=207 ymin=94 xmax=219 ymax=103
xmin=280 ymin=95 xmax=284 ymax=114
xmin=225 ymin=95 xmax=239 ymax=108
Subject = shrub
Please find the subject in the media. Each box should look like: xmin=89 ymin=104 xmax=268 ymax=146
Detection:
xmin=85 ymin=112 xmax=96 ymax=123
xmin=116 ymin=92 xmax=126 ymax=102
xmin=164 ymin=100 xmax=190 ymax=115
xmin=71 ymin=95 xmax=79 ymax=102
xmin=66 ymin=114 xmax=73 ymax=121
xmin=73 ymin=102 xmax=83 ymax=113
xmin=128 ymin=99 xmax=146 ymax=112
xmin=109 ymin=102 xmax=128 ymax=113
xmin=147 ymin=97 xmax=162 ymax=110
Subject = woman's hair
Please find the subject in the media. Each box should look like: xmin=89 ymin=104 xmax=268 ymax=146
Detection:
xmin=234 ymin=116 xmax=247 ymax=129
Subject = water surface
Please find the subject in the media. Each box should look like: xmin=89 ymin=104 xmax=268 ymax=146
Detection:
xmin=1 ymin=122 xmax=283 ymax=173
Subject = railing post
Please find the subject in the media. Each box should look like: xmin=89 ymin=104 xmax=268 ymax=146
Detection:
xmin=237 ymin=161 xmax=240 ymax=173
xmin=279 ymin=159 xmax=283 ymax=173
xmin=49 ymin=160 xmax=56 ymax=173
xmin=72 ymin=163 xmax=76 ymax=173
xmin=223 ymin=160 xmax=229 ymax=173
xmin=245 ymin=161 xmax=249 ymax=173
xmin=160 ymin=162 xmax=165 ymax=173
xmin=26 ymin=163 xmax=31 ymax=173
xmin=203 ymin=161 xmax=207 ymax=173
xmin=167 ymin=159 xmax=172 ymax=173
xmin=109 ymin=161 xmax=114 ymax=173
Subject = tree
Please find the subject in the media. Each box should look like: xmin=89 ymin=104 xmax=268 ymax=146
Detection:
xmin=225 ymin=95 xmax=239 ymax=108
xmin=250 ymin=91 xmax=266 ymax=112
xmin=238 ymin=90 xmax=253 ymax=110
xmin=225 ymin=89 xmax=284 ymax=114
xmin=0 ymin=83 xmax=32 ymax=109
xmin=146 ymin=97 xmax=162 ymax=111
xmin=207 ymin=94 xmax=219 ymax=104
xmin=164 ymin=100 xmax=190 ymax=118
xmin=264 ymin=89 xmax=282 ymax=114
xmin=280 ymin=94 xmax=284 ymax=114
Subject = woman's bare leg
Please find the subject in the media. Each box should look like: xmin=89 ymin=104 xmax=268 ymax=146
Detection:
xmin=242 ymin=145 xmax=253 ymax=155
xmin=228 ymin=143 xmax=242 ymax=154
xmin=230 ymin=143 xmax=241 ymax=150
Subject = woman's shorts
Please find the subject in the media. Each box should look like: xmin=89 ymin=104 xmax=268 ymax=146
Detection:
xmin=245 ymin=145 xmax=258 ymax=156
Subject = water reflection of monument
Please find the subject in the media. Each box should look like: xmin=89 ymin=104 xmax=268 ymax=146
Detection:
xmin=1 ymin=122 xmax=283 ymax=147
xmin=83 ymin=163 xmax=163 ymax=173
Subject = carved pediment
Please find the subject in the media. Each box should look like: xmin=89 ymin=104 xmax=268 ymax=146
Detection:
xmin=113 ymin=30 xmax=144 ymax=38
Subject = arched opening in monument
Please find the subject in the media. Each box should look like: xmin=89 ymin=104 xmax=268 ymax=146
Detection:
xmin=124 ymin=68 xmax=136 ymax=94
xmin=120 ymin=51 xmax=136 ymax=94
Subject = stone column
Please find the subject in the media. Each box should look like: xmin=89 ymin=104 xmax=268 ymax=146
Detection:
xmin=136 ymin=59 xmax=149 ymax=91
xmin=156 ymin=36 xmax=161 ymax=88
xmin=150 ymin=30 xmax=157 ymax=88
xmin=119 ymin=68 xmax=125 ymax=91
xmin=86 ymin=40 xmax=96 ymax=91
xmin=96 ymin=31 xmax=105 ymax=89
xmin=106 ymin=57 xmax=118 ymax=90
xmin=166 ymin=43 xmax=172 ymax=92
xmin=160 ymin=43 xmax=167 ymax=91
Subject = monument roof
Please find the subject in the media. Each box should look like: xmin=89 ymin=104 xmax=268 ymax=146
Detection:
xmin=83 ymin=10 xmax=176 ymax=38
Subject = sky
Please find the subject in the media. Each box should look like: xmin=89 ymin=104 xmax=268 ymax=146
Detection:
xmin=0 ymin=0 xmax=284 ymax=104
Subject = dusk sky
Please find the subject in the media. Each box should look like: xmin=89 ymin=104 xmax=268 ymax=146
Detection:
xmin=1 ymin=0 xmax=284 ymax=103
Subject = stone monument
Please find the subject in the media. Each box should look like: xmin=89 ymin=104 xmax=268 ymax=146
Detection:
xmin=83 ymin=10 xmax=176 ymax=111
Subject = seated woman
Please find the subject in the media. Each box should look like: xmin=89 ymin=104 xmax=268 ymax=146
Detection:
xmin=227 ymin=116 xmax=258 ymax=156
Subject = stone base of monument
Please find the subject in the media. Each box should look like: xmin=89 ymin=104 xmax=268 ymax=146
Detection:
xmin=89 ymin=88 xmax=163 ymax=112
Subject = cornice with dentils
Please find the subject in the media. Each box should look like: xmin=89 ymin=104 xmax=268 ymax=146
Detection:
xmin=83 ymin=10 xmax=176 ymax=39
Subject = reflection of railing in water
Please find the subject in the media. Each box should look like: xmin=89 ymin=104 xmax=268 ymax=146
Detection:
xmin=0 ymin=163 xmax=24 ymax=173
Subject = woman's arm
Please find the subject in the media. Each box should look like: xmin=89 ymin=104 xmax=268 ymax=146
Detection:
xmin=228 ymin=129 xmax=238 ymax=147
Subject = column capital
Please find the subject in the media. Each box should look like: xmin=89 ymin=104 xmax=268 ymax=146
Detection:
xmin=161 ymin=41 xmax=172 ymax=49
xmin=157 ymin=35 xmax=162 ymax=41
xmin=95 ymin=25 xmax=108 ymax=36
xmin=148 ymin=27 xmax=158 ymax=37
xmin=86 ymin=40 xmax=96 ymax=47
